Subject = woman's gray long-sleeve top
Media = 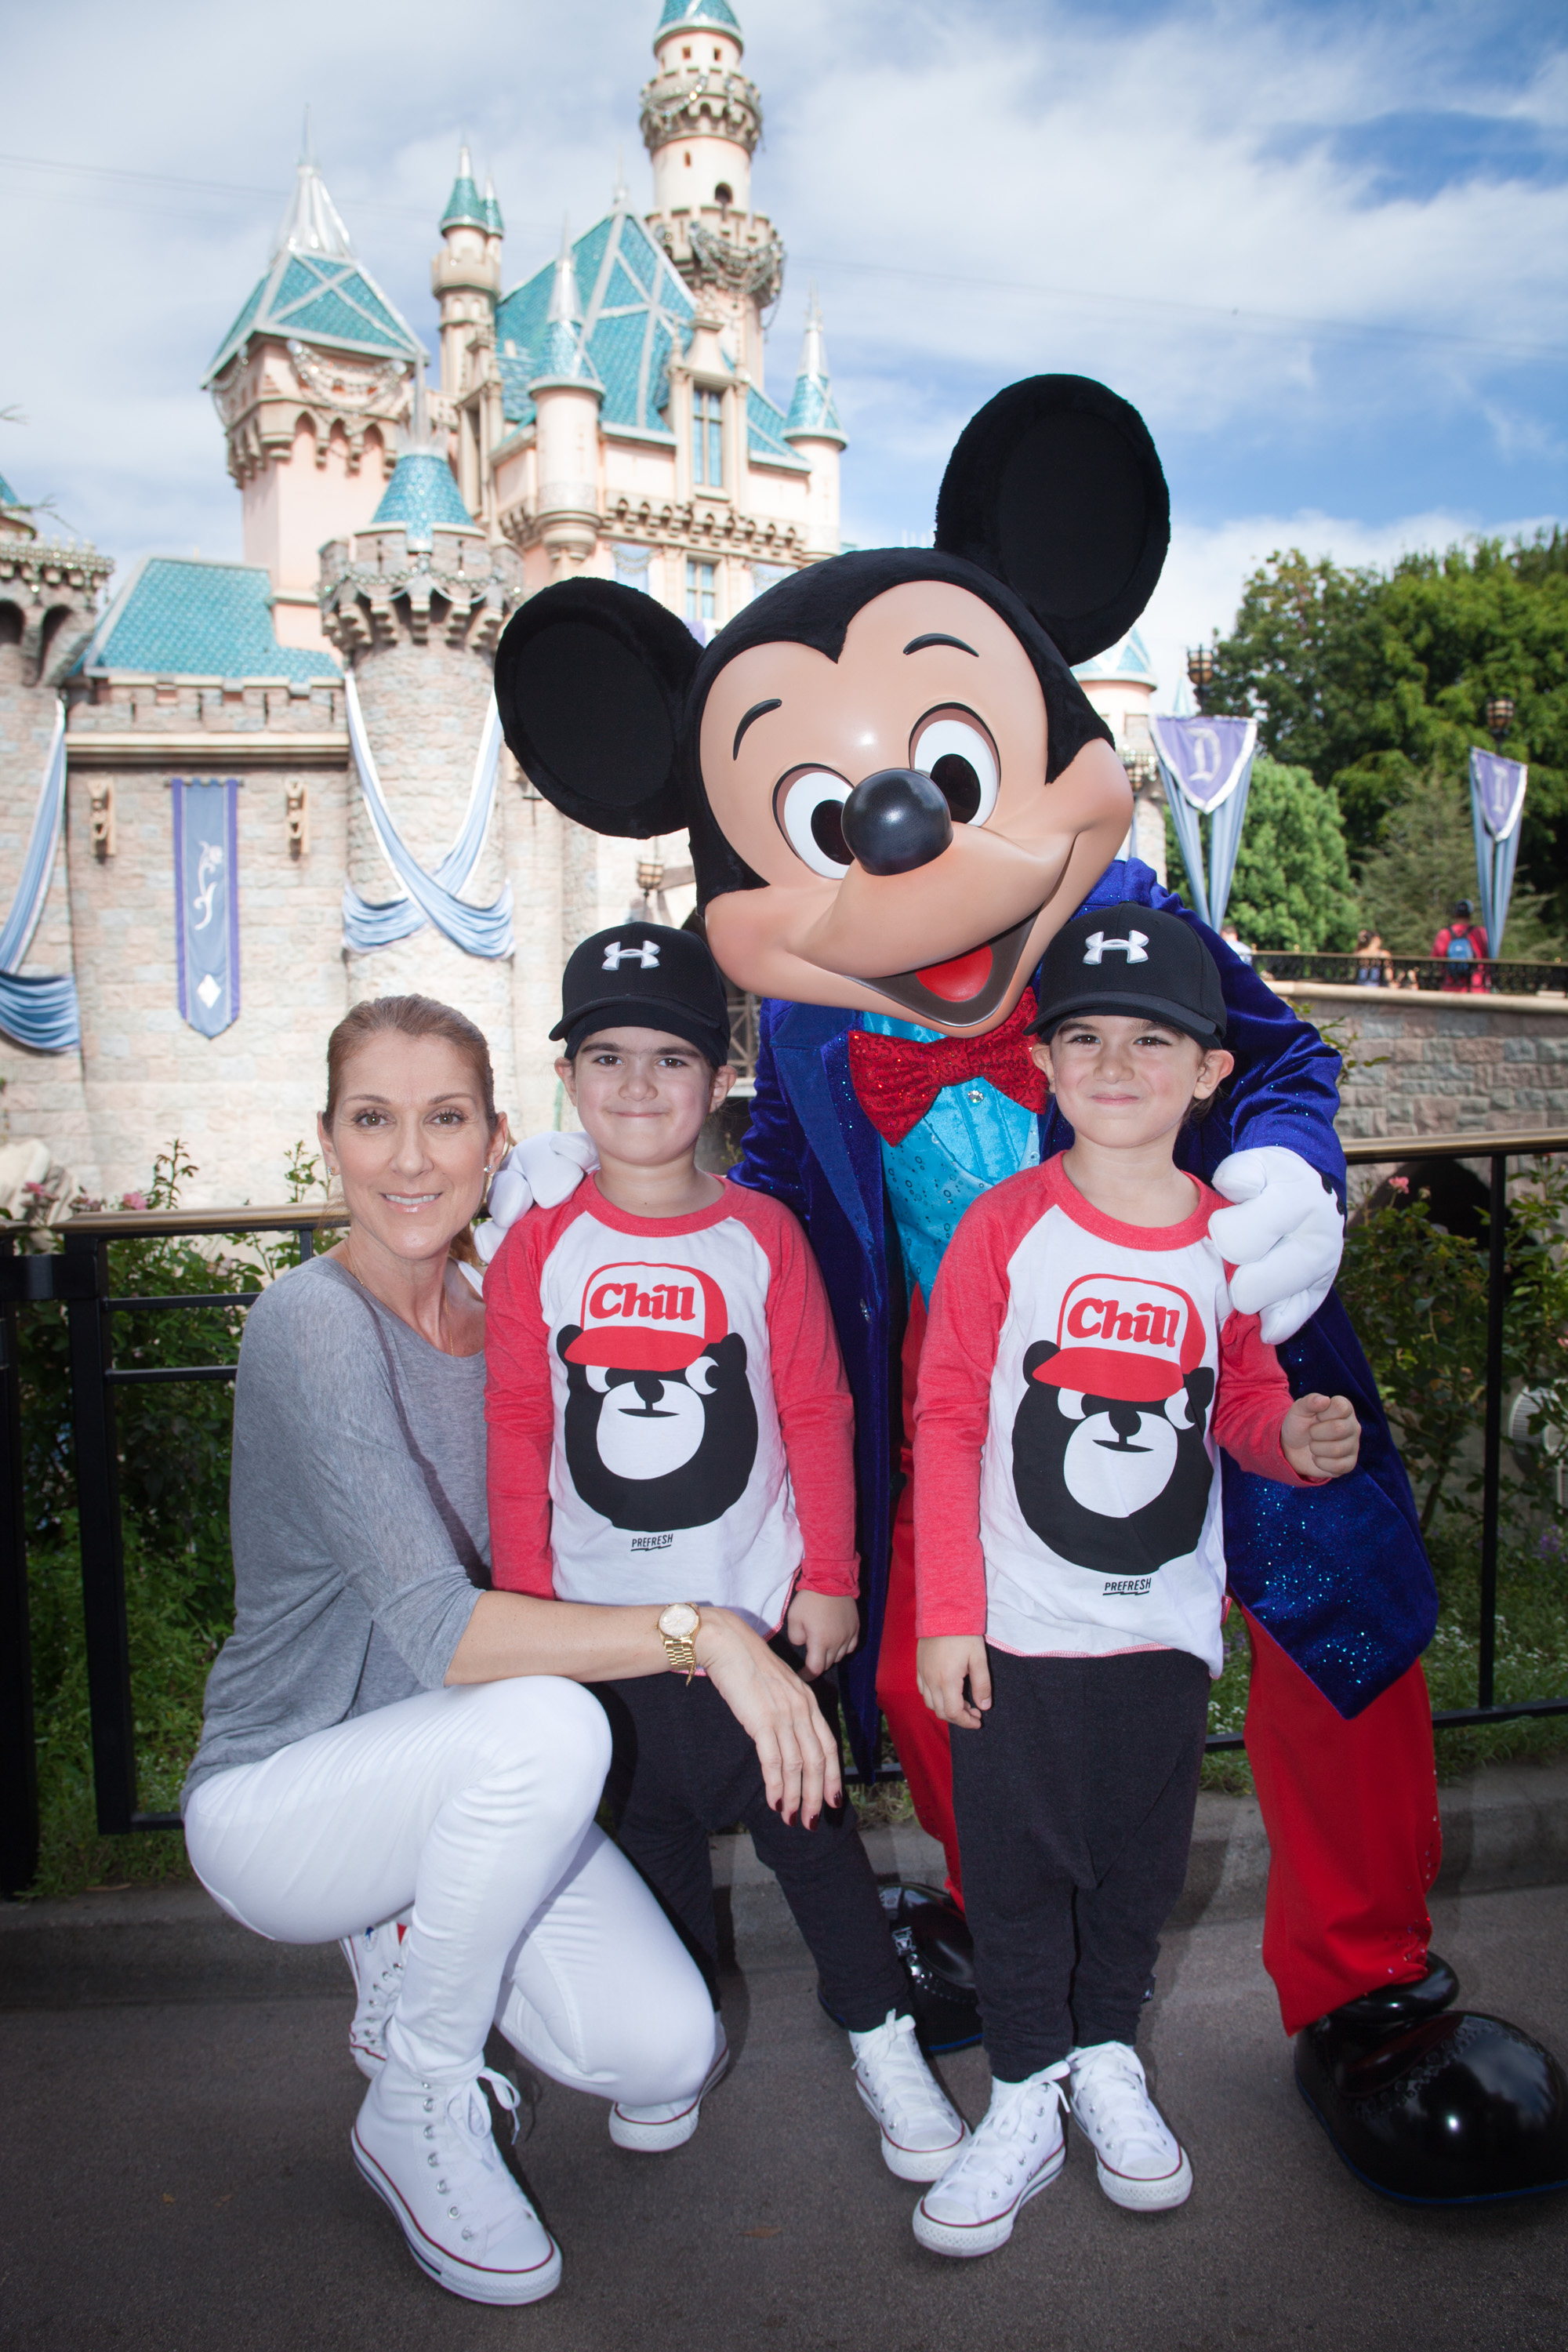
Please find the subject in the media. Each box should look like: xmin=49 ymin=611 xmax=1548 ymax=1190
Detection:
xmin=183 ymin=1256 xmax=489 ymax=1808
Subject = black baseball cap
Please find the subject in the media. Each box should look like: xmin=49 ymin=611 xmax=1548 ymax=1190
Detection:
xmin=552 ymin=921 xmax=731 ymax=1067
xmin=1028 ymin=904 xmax=1227 ymax=1047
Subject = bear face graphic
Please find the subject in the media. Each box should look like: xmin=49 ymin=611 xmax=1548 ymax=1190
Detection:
xmin=1011 ymin=1335 xmax=1217 ymax=1579
xmin=557 ymin=1323 xmax=758 ymax=1534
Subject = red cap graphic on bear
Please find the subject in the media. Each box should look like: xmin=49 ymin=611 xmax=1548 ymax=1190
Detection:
xmin=1030 ymin=1274 xmax=1203 ymax=1404
xmin=565 ymin=1262 xmax=728 ymax=1373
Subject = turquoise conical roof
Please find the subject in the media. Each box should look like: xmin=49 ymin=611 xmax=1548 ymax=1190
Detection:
xmin=655 ymin=0 xmax=742 ymax=50
xmin=0 ymin=472 xmax=21 ymax=508
xmin=372 ymin=451 xmax=473 ymax=535
xmin=481 ymin=176 xmax=504 ymax=236
xmin=1072 ymin=627 xmax=1156 ymax=688
xmin=205 ymin=158 xmax=423 ymax=382
xmin=528 ymin=223 xmax=603 ymax=393
xmin=441 ymin=145 xmax=488 ymax=233
xmin=783 ymin=292 xmax=844 ymax=446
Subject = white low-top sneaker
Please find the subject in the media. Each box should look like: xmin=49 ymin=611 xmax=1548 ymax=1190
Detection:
xmin=352 ymin=2060 xmax=562 ymax=2306
xmin=913 ymin=2066 xmax=1068 ymax=2256
xmin=340 ymin=1915 xmax=409 ymax=2079
xmin=608 ymin=2026 xmax=731 ymax=2152
xmin=850 ymin=2009 xmax=971 ymax=2181
xmin=1067 ymin=2040 xmax=1193 ymax=2211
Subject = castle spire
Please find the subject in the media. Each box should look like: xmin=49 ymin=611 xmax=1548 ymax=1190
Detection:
xmin=783 ymin=289 xmax=845 ymax=448
xmin=481 ymin=172 xmax=504 ymax=238
xmin=441 ymin=143 xmax=488 ymax=234
xmin=530 ymin=221 xmax=600 ymax=389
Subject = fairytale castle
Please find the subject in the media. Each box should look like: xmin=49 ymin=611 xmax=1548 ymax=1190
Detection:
xmin=0 ymin=0 xmax=1161 ymax=1210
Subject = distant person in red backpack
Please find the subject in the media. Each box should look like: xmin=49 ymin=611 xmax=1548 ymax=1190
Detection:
xmin=1432 ymin=899 xmax=1489 ymax=992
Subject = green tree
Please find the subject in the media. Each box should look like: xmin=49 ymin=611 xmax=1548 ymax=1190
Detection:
xmin=1204 ymin=533 xmax=1568 ymax=930
xmin=1223 ymin=757 xmax=1359 ymax=950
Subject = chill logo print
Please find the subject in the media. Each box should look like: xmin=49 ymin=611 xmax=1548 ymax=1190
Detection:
xmin=1011 ymin=1272 xmax=1216 ymax=1577
xmin=556 ymin=1260 xmax=757 ymax=1534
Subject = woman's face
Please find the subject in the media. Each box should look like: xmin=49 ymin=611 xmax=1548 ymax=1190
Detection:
xmin=319 ymin=1032 xmax=505 ymax=1266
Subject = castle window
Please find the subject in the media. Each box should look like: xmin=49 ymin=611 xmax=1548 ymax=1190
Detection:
xmin=692 ymin=387 xmax=724 ymax=488
xmin=682 ymin=45 xmax=691 ymax=58
xmin=714 ymin=181 xmax=733 ymax=208
xmin=686 ymin=559 xmax=717 ymax=626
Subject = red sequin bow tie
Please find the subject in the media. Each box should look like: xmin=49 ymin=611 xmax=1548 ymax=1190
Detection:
xmin=847 ymin=989 xmax=1048 ymax=1146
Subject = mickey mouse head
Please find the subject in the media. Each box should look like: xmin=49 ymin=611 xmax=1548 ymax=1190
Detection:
xmin=495 ymin=376 xmax=1169 ymax=1038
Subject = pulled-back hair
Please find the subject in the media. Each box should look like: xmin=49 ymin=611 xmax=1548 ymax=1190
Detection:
xmin=322 ymin=996 xmax=499 ymax=1265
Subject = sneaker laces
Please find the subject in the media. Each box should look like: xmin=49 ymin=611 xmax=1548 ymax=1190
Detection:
xmin=421 ymin=2069 xmax=525 ymax=2248
xmin=938 ymin=2063 xmax=1068 ymax=2194
xmin=1070 ymin=2045 xmax=1169 ymax=2160
xmin=853 ymin=2013 xmax=948 ymax=2131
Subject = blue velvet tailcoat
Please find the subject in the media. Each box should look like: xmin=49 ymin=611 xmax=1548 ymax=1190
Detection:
xmin=733 ymin=859 xmax=1438 ymax=1768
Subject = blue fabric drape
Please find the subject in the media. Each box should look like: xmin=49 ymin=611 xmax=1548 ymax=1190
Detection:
xmin=342 ymin=675 xmax=513 ymax=959
xmin=1468 ymin=747 xmax=1527 ymax=957
xmin=1149 ymin=713 xmax=1258 ymax=934
xmin=0 ymin=699 xmax=81 ymax=1054
xmin=172 ymin=778 xmax=241 ymax=1038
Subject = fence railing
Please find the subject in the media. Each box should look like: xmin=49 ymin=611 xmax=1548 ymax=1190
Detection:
xmin=1255 ymin=953 xmax=1567 ymax=997
xmin=2 ymin=1134 xmax=1566 ymax=1885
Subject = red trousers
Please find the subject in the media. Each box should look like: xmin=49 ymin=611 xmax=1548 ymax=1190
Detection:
xmin=877 ymin=1297 xmax=1443 ymax=2034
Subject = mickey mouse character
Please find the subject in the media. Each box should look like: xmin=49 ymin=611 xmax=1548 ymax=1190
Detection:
xmin=556 ymin=1261 xmax=757 ymax=1533
xmin=1014 ymin=1278 xmax=1217 ymax=1576
xmin=491 ymin=375 xmax=1567 ymax=2201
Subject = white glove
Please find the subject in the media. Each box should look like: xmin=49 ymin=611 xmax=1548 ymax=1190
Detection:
xmin=1209 ymin=1145 xmax=1344 ymax=1345
xmin=472 ymin=1131 xmax=599 ymax=1265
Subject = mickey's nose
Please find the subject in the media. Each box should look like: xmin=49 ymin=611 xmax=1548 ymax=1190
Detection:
xmin=840 ymin=768 xmax=954 ymax=877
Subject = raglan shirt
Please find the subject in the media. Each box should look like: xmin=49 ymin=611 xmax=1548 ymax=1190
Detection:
xmin=485 ymin=1176 xmax=858 ymax=1632
xmin=914 ymin=1157 xmax=1314 ymax=1678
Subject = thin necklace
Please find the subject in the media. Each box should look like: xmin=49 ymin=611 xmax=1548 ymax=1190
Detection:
xmin=340 ymin=1231 xmax=454 ymax=1356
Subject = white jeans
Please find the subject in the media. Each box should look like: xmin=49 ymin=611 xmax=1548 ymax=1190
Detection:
xmin=185 ymin=1676 xmax=715 ymax=2103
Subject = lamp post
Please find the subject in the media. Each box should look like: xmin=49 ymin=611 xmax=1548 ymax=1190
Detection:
xmin=1485 ymin=694 xmax=1515 ymax=754
xmin=1186 ymin=646 xmax=1216 ymax=713
xmin=1124 ymin=747 xmax=1160 ymax=792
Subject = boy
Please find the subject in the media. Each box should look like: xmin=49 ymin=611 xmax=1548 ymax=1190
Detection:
xmin=910 ymin=906 xmax=1360 ymax=2257
xmin=484 ymin=921 xmax=967 ymax=2181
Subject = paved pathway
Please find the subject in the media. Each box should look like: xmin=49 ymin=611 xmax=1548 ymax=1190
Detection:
xmin=2 ymin=1882 xmax=1566 ymax=2351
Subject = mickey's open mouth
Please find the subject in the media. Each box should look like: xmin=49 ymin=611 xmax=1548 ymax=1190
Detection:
xmin=866 ymin=914 xmax=1040 ymax=1027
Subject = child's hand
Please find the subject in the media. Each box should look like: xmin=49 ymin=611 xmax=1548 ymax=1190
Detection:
xmin=786 ymin=1591 xmax=860 ymax=1680
xmin=1281 ymin=1392 xmax=1361 ymax=1480
xmin=916 ymin=1635 xmax=993 ymax=1730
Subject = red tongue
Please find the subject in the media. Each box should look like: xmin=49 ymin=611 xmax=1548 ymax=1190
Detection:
xmin=915 ymin=945 xmax=993 ymax=1003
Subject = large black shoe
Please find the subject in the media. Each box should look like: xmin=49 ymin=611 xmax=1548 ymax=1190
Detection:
xmin=818 ymin=1880 xmax=983 ymax=2055
xmin=1295 ymin=1956 xmax=1568 ymax=2203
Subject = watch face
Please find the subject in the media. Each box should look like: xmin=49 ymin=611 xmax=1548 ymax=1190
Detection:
xmin=660 ymin=1602 xmax=699 ymax=1639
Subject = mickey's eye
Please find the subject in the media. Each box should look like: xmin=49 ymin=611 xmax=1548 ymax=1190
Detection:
xmin=1055 ymin=1388 xmax=1087 ymax=1421
xmin=686 ymin=1354 xmax=719 ymax=1395
xmin=584 ymin=1364 xmax=612 ymax=1395
xmin=910 ymin=710 xmax=999 ymax=826
xmin=774 ymin=768 xmax=852 ymax=878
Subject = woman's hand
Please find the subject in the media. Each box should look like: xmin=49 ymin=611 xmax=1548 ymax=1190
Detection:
xmin=785 ymin=1590 xmax=860 ymax=1680
xmin=916 ymin=1634 xmax=993 ymax=1730
xmin=695 ymin=1610 xmax=842 ymax=1827
xmin=1280 ymin=1392 xmax=1360 ymax=1480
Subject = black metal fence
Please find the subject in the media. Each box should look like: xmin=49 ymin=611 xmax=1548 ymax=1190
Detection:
xmin=1257 ymin=952 xmax=1567 ymax=998
xmin=2 ymin=1134 xmax=1566 ymax=1886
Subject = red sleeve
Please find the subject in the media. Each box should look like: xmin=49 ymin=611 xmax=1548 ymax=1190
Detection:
xmin=1214 ymin=1308 xmax=1320 ymax=1486
xmin=733 ymin=1189 xmax=858 ymax=1599
xmin=912 ymin=1182 xmax=1032 ymax=1638
xmin=483 ymin=1205 xmax=571 ymax=1596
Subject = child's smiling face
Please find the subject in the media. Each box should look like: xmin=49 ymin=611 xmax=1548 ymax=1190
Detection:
xmin=1031 ymin=1014 xmax=1232 ymax=1154
xmin=559 ymin=1027 xmax=731 ymax=1176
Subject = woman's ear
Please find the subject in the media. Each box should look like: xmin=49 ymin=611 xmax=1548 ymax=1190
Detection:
xmin=933 ymin=375 xmax=1170 ymax=666
xmin=494 ymin=577 xmax=701 ymax=840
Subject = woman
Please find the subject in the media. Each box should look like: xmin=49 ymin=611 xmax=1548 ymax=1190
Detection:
xmin=182 ymin=995 xmax=839 ymax=2308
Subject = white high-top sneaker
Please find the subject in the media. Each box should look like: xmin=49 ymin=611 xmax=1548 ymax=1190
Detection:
xmin=340 ymin=1915 xmax=409 ymax=2079
xmin=352 ymin=2060 xmax=562 ymax=2306
xmin=850 ymin=2009 xmax=971 ymax=2181
xmin=1067 ymin=2040 xmax=1193 ymax=2210
xmin=913 ymin=2064 xmax=1069 ymax=2257
xmin=609 ymin=2025 xmax=731 ymax=2152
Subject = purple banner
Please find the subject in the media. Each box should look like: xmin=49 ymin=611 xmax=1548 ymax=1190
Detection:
xmin=1148 ymin=714 xmax=1257 ymax=813
xmin=1469 ymin=747 xmax=1527 ymax=842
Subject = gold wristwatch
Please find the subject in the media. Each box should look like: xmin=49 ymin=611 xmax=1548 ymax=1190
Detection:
xmin=658 ymin=1602 xmax=702 ymax=1683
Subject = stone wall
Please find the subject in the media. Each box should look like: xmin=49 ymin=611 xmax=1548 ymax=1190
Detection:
xmin=1269 ymin=980 xmax=1568 ymax=1171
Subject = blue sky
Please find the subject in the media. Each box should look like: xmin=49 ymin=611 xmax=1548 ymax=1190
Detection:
xmin=2 ymin=0 xmax=1563 ymax=697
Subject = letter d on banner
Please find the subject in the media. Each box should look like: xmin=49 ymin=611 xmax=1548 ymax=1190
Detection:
xmin=172 ymin=778 xmax=241 ymax=1037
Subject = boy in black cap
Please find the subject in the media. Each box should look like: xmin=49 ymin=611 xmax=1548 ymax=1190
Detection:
xmin=484 ymin=923 xmax=969 ymax=2180
xmin=908 ymin=907 xmax=1361 ymax=2256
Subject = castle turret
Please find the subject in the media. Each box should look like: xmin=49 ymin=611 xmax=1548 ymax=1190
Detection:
xmin=641 ymin=1 xmax=782 ymax=385
xmin=205 ymin=148 xmax=424 ymax=652
xmin=782 ymin=291 xmax=846 ymax=558
xmin=433 ymin=147 xmax=504 ymax=524
xmin=528 ymin=226 xmax=604 ymax=573
xmin=318 ymin=378 xmax=524 ymax=1107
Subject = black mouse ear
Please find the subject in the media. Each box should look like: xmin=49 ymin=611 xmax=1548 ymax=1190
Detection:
xmin=494 ymin=577 xmax=699 ymax=839
xmin=934 ymin=376 xmax=1170 ymax=666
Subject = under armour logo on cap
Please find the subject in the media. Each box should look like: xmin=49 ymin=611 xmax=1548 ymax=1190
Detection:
xmin=1082 ymin=929 xmax=1149 ymax=966
xmin=602 ymin=938 xmax=661 ymax=971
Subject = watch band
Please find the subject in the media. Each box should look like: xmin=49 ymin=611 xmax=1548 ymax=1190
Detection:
xmin=658 ymin=1604 xmax=701 ymax=1684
